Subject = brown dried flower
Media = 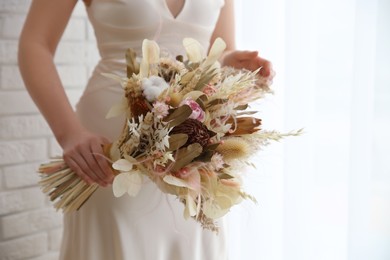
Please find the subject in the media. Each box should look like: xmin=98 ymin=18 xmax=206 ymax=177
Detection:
xmin=170 ymin=119 xmax=215 ymax=148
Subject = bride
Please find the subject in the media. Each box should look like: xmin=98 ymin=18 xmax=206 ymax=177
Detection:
xmin=18 ymin=0 xmax=273 ymax=259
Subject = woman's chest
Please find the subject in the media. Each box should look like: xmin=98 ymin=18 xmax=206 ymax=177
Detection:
xmin=87 ymin=0 xmax=225 ymax=28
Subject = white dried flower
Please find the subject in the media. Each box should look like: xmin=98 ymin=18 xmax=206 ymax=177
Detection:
xmin=141 ymin=76 xmax=169 ymax=102
xmin=211 ymin=153 xmax=224 ymax=171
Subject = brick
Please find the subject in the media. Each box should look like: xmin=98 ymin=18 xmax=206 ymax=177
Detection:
xmin=62 ymin=18 xmax=86 ymax=41
xmin=54 ymin=42 xmax=86 ymax=64
xmin=0 ymin=91 xmax=39 ymax=115
xmin=0 ymin=89 xmax=82 ymax=116
xmin=0 ymin=187 xmax=45 ymax=215
xmin=1 ymin=208 xmax=62 ymax=239
xmin=58 ymin=65 xmax=87 ymax=88
xmin=0 ymin=233 xmax=47 ymax=260
xmin=49 ymin=228 xmax=63 ymax=251
xmin=0 ymin=139 xmax=47 ymax=165
xmin=0 ymin=115 xmax=51 ymax=139
xmin=0 ymin=14 xmax=25 ymax=39
xmin=0 ymin=40 xmax=18 ymax=64
xmin=3 ymin=162 xmax=41 ymax=188
xmin=0 ymin=65 xmax=25 ymax=90
xmin=1 ymin=64 xmax=88 ymax=90
xmin=0 ymin=0 xmax=31 ymax=14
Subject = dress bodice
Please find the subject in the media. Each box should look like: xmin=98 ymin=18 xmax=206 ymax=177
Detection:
xmin=70 ymin=3 xmax=229 ymax=258
xmin=86 ymin=0 xmax=225 ymax=61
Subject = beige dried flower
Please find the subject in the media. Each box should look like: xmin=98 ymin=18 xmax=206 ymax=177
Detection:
xmin=215 ymin=138 xmax=250 ymax=161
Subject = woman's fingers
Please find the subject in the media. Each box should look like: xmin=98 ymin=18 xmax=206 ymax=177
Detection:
xmin=227 ymin=50 xmax=274 ymax=80
xmin=256 ymin=57 xmax=273 ymax=78
xmin=66 ymin=157 xmax=94 ymax=184
xmin=62 ymin=137 xmax=114 ymax=187
xmin=236 ymin=50 xmax=259 ymax=59
xmin=90 ymin=140 xmax=114 ymax=184
xmin=79 ymin=145 xmax=110 ymax=187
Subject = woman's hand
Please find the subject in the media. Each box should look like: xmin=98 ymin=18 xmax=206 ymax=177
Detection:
xmin=59 ymin=128 xmax=114 ymax=187
xmin=221 ymin=50 xmax=275 ymax=80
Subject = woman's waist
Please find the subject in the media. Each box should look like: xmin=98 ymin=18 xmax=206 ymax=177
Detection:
xmin=82 ymin=59 xmax=127 ymax=96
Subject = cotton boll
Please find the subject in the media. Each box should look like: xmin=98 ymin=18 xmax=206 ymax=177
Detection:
xmin=141 ymin=76 xmax=169 ymax=102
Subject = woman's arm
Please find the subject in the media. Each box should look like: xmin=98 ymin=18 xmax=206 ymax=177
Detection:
xmin=18 ymin=0 xmax=113 ymax=186
xmin=210 ymin=0 xmax=274 ymax=78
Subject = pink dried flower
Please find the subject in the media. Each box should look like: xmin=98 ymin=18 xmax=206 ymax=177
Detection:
xmin=202 ymin=84 xmax=217 ymax=96
xmin=152 ymin=101 xmax=169 ymax=119
xmin=175 ymin=167 xmax=191 ymax=178
xmin=180 ymin=98 xmax=205 ymax=122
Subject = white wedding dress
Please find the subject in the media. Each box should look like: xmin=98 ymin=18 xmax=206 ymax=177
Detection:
xmin=59 ymin=1 xmax=228 ymax=259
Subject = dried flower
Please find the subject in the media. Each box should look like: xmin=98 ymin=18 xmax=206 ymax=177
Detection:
xmin=141 ymin=76 xmax=169 ymax=102
xmin=37 ymin=37 xmax=298 ymax=233
xmin=211 ymin=153 xmax=224 ymax=171
xmin=152 ymin=101 xmax=169 ymax=119
xmin=112 ymin=158 xmax=143 ymax=197
xmin=215 ymin=138 xmax=250 ymax=161
xmin=202 ymin=84 xmax=217 ymax=96
xmin=170 ymin=119 xmax=214 ymax=148
xmin=179 ymin=98 xmax=205 ymax=122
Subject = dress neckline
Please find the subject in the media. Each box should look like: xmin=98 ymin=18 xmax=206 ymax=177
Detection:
xmin=162 ymin=0 xmax=187 ymax=20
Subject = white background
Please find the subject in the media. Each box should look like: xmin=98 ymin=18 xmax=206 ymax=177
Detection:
xmin=230 ymin=1 xmax=390 ymax=260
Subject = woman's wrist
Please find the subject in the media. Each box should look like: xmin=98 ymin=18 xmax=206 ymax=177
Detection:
xmin=55 ymin=121 xmax=87 ymax=148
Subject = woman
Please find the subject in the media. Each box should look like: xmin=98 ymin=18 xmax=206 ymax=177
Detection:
xmin=18 ymin=0 xmax=273 ymax=259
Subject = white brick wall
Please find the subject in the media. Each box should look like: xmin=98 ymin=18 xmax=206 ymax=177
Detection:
xmin=0 ymin=1 xmax=99 ymax=259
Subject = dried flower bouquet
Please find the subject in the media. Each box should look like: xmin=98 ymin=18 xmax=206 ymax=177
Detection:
xmin=39 ymin=38 xmax=301 ymax=232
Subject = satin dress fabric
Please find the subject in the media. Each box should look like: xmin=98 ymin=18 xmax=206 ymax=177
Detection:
xmin=59 ymin=1 xmax=228 ymax=259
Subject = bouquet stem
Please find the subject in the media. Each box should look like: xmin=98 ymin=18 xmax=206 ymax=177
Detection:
xmin=38 ymin=144 xmax=114 ymax=213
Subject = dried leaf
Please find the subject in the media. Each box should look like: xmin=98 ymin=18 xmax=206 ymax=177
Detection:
xmin=206 ymin=143 xmax=220 ymax=151
xmin=226 ymin=117 xmax=262 ymax=135
xmin=202 ymin=199 xmax=230 ymax=219
xmin=171 ymin=143 xmax=203 ymax=172
xmin=105 ymin=96 xmax=127 ymax=119
xmin=185 ymin=194 xmax=197 ymax=218
xmin=180 ymin=70 xmax=196 ymax=85
xmin=196 ymin=150 xmax=214 ymax=162
xmin=112 ymin=159 xmax=133 ymax=172
xmin=203 ymin=38 xmax=226 ymax=68
xmin=163 ymin=174 xmax=190 ymax=188
xmin=234 ymin=104 xmax=248 ymax=110
xmin=183 ymin=38 xmax=204 ymax=63
xmin=163 ymin=105 xmax=192 ymax=128
xmin=183 ymin=90 xmax=205 ymax=101
xmin=194 ymin=70 xmax=217 ymax=90
xmin=142 ymin=39 xmax=160 ymax=64
xmin=168 ymin=134 xmax=188 ymax=151
xmin=140 ymin=39 xmax=160 ymax=77
xmin=112 ymin=171 xmax=143 ymax=197
xmin=206 ymin=98 xmax=228 ymax=107
xmin=126 ymin=48 xmax=139 ymax=77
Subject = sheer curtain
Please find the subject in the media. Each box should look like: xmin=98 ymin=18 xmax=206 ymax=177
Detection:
xmin=229 ymin=0 xmax=390 ymax=259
